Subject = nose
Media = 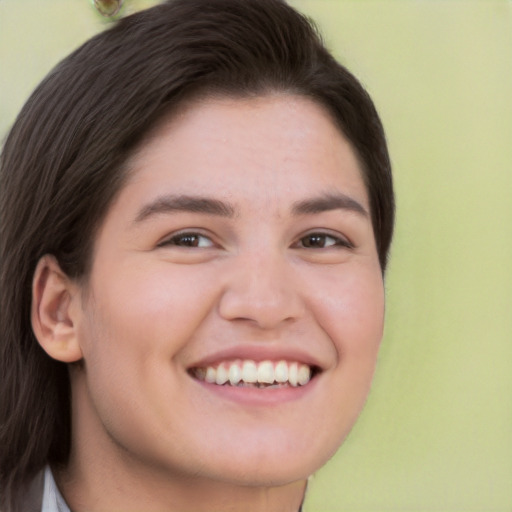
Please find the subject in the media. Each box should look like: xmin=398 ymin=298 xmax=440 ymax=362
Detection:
xmin=218 ymin=250 xmax=305 ymax=329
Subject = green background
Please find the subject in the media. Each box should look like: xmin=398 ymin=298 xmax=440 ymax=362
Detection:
xmin=1 ymin=1 xmax=511 ymax=510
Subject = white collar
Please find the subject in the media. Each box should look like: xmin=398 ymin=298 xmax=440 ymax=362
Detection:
xmin=41 ymin=466 xmax=71 ymax=512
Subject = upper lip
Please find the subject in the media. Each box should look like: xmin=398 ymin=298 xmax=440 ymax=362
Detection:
xmin=187 ymin=344 xmax=327 ymax=371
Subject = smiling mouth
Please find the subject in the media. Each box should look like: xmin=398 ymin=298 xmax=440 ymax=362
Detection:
xmin=189 ymin=359 xmax=320 ymax=388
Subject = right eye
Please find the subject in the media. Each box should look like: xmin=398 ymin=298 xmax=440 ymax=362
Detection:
xmin=158 ymin=232 xmax=215 ymax=248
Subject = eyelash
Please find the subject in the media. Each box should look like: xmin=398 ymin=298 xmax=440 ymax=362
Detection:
xmin=158 ymin=231 xmax=352 ymax=250
xmin=294 ymin=232 xmax=353 ymax=250
xmin=158 ymin=232 xmax=214 ymax=248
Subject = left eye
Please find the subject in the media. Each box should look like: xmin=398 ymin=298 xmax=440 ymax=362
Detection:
xmin=297 ymin=233 xmax=350 ymax=249
xmin=159 ymin=232 xmax=214 ymax=248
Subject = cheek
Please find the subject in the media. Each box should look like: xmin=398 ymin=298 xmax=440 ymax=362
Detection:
xmin=291 ymin=263 xmax=385 ymax=462
xmin=84 ymin=260 xmax=219 ymax=355
xmin=310 ymin=263 xmax=385 ymax=360
xmin=74 ymin=262 xmax=221 ymax=442
xmin=76 ymin=259 xmax=230 ymax=420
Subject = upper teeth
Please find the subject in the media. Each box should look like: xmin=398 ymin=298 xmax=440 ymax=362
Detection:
xmin=195 ymin=360 xmax=312 ymax=387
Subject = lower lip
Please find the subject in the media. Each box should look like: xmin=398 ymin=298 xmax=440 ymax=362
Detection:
xmin=191 ymin=375 xmax=319 ymax=406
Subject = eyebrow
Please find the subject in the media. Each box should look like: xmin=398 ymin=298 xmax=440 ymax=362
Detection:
xmin=134 ymin=191 xmax=368 ymax=224
xmin=134 ymin=194 xmax=237 ymax=223
xmin=291 ymin=192 xmax=368 ymax=217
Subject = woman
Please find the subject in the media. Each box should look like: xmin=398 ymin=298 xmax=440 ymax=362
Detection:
xmin=0 ymin=0 xmax=394 ymax=510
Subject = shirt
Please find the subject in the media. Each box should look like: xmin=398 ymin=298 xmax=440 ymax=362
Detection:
xmin=41 ymin=467 xmax=70 ymax=512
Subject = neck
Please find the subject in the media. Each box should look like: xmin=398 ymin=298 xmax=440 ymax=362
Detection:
xmin=56 ymin=458 xmax=307 ymax=512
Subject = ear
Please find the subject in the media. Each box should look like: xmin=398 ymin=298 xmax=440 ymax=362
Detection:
xmin=31 ymin=255 xmax=84 ymax=363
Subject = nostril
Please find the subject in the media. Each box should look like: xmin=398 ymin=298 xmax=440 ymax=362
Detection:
xmin=217 ymin=281 xmax=305 ymax=329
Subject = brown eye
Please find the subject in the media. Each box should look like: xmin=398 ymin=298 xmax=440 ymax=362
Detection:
xmin=159 ymin=233 xmax=214 ymax=248
xmin=174 ymin=234 xmax=201 ymax=247
xmin=299 ymin=233 xmax=351 ymax=249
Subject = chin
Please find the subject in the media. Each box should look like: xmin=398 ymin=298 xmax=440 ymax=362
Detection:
xmin=193 ymin=436 xmax=339 ymax=488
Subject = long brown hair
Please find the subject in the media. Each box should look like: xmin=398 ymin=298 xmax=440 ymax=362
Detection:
xmin=0 ymin=0 xmax=394 ymax=508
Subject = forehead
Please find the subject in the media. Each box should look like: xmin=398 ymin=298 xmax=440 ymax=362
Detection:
xmin=123 ymin=94 xmax=368 ymax=211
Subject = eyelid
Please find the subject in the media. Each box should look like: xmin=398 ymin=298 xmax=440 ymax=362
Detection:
xmin=293 ymin=230 xmax=354 ymax=249
xmin=156 ymin=229 xmax=217 ymax=248
xmin=155 ymin=228 xmax=353 ymax=251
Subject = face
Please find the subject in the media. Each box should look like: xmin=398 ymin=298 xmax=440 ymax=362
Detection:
xmin=72 ymin=95 xmax=384 ymax=486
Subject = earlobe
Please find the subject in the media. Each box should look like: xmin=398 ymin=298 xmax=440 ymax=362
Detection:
xmin=31 ymin=255 xmax=84 ymax=363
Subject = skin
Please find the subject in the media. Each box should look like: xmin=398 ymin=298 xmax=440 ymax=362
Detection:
xmin=32 ymin=94 xmax=385 ymax=512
